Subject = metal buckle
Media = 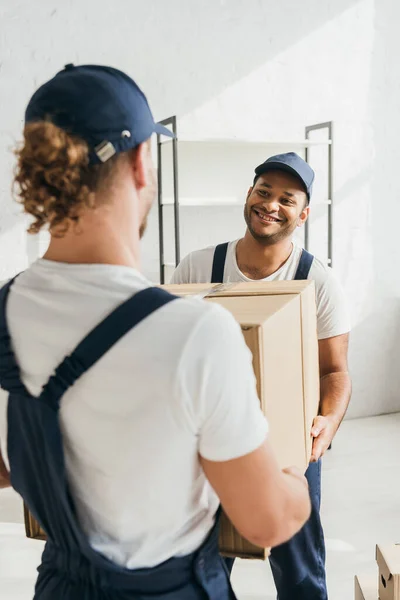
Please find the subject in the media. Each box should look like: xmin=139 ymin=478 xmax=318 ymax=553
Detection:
xmin=95 ymin=140 xmax=116 ymax=163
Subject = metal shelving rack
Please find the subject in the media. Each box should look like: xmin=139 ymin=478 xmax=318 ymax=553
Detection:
xmin=157 ymin=118 xmax=333 ymax=282
xmin=305 ymin=121 xmax=333 ymax=266
xmin=156 ymin=117 xmax=179 ymax=284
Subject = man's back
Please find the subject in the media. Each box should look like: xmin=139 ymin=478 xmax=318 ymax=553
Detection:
xmin=0 ymin=259 xmax=268 ymax=569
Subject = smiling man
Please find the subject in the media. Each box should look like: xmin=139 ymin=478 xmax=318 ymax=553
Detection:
xmin=171 ymin=152 xmax=352 ymax=600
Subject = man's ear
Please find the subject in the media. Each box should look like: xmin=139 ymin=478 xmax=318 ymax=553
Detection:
xmin=247 ymin=186 xmax=253 ymax=199
xmin=131 ymin=141 xmax=150 ymax=190
xmin=297 ymin=205 xmax=310 ymax=227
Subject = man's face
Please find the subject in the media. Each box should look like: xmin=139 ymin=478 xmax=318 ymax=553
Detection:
xmin=138 ymin=142 xmax=157 ymax=239
xmin=244 ymin=170 xmax=309 ymax=245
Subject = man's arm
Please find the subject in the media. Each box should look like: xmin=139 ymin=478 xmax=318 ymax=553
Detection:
xmin=310 ymin=333 xmax=351 ymax=462
xmin=202 ymin=442 xmax=311 ymax=549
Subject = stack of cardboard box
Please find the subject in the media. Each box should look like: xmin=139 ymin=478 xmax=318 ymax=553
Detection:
xmin=25 ymin=281 xmax=320 ymax=559
xmin=355 ymin=545 xmax=400 ymax=599
xmin=355 ymin=574 xmax=378 ymax=600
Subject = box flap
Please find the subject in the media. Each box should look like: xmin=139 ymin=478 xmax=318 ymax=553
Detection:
xmin=207 ymin=294 xmax=297 ymax=327
xmin=354 ymin=574 xmax=378 ymax=600
xmin=164 ymin=280 xmax=314 ymax=298
xmin=376 ymin=544 xmax=400 ymax=581
xmin=164 ymin=283 xmax=306 ymax=327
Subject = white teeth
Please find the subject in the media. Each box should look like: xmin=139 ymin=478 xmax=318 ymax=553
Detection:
xmin=255 ymin=210 xmax=278 ymax=223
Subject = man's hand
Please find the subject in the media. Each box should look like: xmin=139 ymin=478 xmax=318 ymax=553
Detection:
xmin=310 ymin=415 xmax=338 ymax=463
xmin=0 ymin=474 xmax=10 ymax=489
xmin=0 ymin=449 xmax=10 ymax=489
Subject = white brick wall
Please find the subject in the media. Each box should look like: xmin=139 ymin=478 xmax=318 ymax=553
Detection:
xmin=1 ymin=0 xmax=398 ymax=417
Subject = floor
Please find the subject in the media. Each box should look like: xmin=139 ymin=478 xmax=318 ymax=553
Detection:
xmin=0 ymin=414 xmax=399 ymax=599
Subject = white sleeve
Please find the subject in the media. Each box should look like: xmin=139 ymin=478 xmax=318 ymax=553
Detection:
xmin=170 ymin=254 xmax=191 ymax=284
xmin=316 ymin=269 xmax=351 ymax=340
xmin=178 ymin=304 xmax=268 ymax=462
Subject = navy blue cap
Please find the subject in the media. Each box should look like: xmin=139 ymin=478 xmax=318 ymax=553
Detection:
xmin=254 ymin=152 xmax=315 ymax=200
xmin=25 ymin=63 xmax=174 ymax=164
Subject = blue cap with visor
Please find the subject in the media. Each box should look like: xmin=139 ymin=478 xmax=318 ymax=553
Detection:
xmin=25 ymin=63 xmax=174 ymax=164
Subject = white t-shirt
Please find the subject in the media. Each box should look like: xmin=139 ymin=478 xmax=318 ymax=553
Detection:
xmin=171 ymin=241 xmax=351 ymax=340
xmin=0 ymin=260 xmax=268 ymax=569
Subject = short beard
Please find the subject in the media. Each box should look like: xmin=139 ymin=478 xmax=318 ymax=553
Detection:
xmin=138 ymin=164 xmax=157 ymax=240
xmin=244 ymin=204 xmax=298 ymax=246
xmin=139 ymin=217 xmax=148 ymax=239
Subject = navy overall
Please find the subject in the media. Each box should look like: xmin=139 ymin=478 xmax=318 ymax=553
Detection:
xmin=0 ymin=279 xmax=237 ymax=600
xmin=211 ymin=243 xmax=327 ymax=600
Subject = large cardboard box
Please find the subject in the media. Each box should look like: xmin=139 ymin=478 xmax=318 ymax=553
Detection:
xmin=24 ymin=504 xmax=46 ymax=540
xmin=355 ymin=575 xmax=378 ymax=599
xmin=163 ymin=281 xmax=320 ymax=559
xmin=376 ymin=544 xmax=400 ymax=599
xmin=24 ymin=281 xmax=320 ymax=560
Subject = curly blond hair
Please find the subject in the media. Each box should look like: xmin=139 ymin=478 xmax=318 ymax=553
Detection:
xmin=14 ymin=121 xmax=120 ymax=236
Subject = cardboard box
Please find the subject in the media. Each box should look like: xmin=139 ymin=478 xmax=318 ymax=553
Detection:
xmin=164 ymin=281 xmax=320 ymax=558
xmin=24 ymin=281 xmax=319 ymax=560
xmin=376 ymin=544 xmax=400 ymax=599
xmin=355 ymin=575 xmax=378 ymax=599
xmin=24 ymin=504 xmax=46 ymax=540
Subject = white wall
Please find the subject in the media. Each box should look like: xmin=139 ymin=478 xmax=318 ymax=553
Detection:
xmin=0 ymin=0 xmax=398 ymax=418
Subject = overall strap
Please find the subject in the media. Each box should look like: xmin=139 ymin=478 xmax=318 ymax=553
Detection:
xmin=0 ymin=277 xmax=29 ymax=396
xmin=294 ymin=249 xmax=314 ymax=281
xmin=211 ymin=242 xmax=229 ymax=283
xmin=40 ymin=287 xmax=177 ymax=407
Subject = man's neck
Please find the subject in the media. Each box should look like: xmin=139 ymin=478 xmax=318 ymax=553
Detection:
xmin=43 ymin=208 xmax=141 ymax=269
xmin=43 ymin=239 xmax=140 ymax=269
xmin=236 ymin=232 xmax=293 ymax=280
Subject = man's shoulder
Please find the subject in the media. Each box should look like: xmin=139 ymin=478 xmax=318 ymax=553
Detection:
xmin=303 ymin=250 xmax=347 ymax=306
xmin=187 ymin=244 xmax=216 ymax=264
xmin=185 ymin=241 xmax=236 ymax=264
xmin=172 ymin=242 xmax=233 ymax=284
xmin=308 ymin=253 xmax=338 ymax=288
xmin=167 ymin=295 xmax=242 ymax=361
xmin=305 ymin=252 xmax=350 ymax=337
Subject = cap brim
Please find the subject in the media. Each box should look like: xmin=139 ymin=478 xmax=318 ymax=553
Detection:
xmin=154 ymin=123 xmax=175 ymax=138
